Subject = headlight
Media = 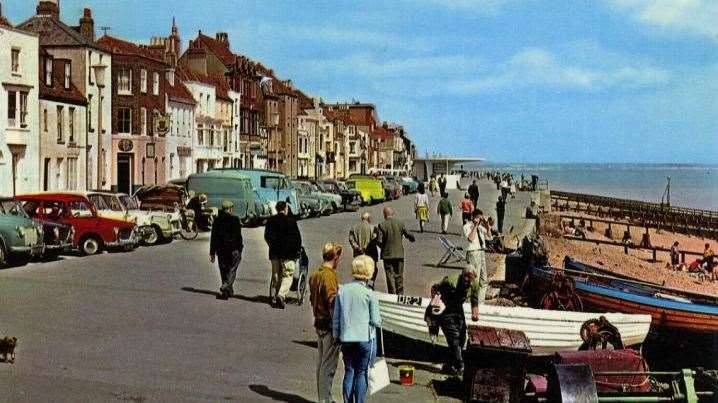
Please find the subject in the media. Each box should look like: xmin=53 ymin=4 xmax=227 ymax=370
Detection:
xmin=53 ymin=227 xmax=60 ymax=239
xmin=16 ymin=226 xmax=25 ymax=238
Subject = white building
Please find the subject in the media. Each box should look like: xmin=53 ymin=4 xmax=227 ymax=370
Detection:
xmin=0 ymin=16 xmax=40 ymax=196
xmin=179 ymin=68 xmax=223 ymax=173
xmin=19 ymin=2 xmax=113 ymax=190
xmin=165 ymin=68 xmax=196 ymax=180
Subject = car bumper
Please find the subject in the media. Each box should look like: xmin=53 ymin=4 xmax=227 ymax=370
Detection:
xmin=107 ymin=230 xmax=139 ymax=248
xmin=11 ymin=244 xmax=45 ymax=257
xmin=45 ymin=242 xmax=72 ymax=252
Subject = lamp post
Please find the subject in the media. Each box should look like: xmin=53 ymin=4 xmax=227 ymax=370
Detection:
xmin=92 ymin=64 xmax=107 ymax=189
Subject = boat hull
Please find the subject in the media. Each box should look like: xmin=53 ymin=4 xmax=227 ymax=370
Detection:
xmin=376 ymin=292 xmax=651 ymax=356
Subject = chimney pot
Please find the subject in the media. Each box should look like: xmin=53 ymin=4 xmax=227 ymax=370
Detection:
xmin=37 ymin=1 xmax=60 ymax=19
xmin=79 ymin=6 xmax=95 ymax=42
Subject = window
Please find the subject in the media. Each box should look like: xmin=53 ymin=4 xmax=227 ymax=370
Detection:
xmin=57 ymin=106 xmax=64 ymax=143
xmin=140 ymin=107 xmax=147 ymax=135
xmin=152 ymin=72 xmax=159 ymax=95
xmin=45 ymin=57 xmax=53 ymax=86
xmin=8 ymin=91 xmax=29 ymax=128
xmin=43 ymin=109 xmax=48 ymax=132
xmin=118 ymin=107 xmax=132 ymax=134
xmin=88 ymin=94 xmax=93 ymax=131
xmin=117 ymin=68 xmax=132 ymax=95
xmin=64 ymin=62 xmax=71 ymax=89
xmin=11 ymin=48 xmax=20 ymax=73
xmin=69 ymin=107 xmax=75 ymax=143
xmin=68 ymin=200 xmax=93 ymax=218
xmin=140 ymin=69 xmax=147 ymax=93
xmin=88 ymin=51 xmax=93 ymax=84
xmin=197 ymin=125 xmax=204 ymax=145
xmin=66 ymin=158 xmax=78 ymax=190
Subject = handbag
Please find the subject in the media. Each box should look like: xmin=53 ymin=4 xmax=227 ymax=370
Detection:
xmin=368 ymin=327 xmax=390 ymax=395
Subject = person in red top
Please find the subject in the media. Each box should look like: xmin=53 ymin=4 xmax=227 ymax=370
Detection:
xmin=459 ymin=193 xmax=474 ymax=224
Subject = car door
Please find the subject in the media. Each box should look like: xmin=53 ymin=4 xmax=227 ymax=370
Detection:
xmin=66 ymin=199 xmax=99 ymax=244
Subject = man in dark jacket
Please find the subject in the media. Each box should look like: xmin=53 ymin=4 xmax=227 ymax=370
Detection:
xmin=377 ymin=207 xmax=415 ymax=294
xmin=264 ymin=201 xmax=302 ymax=308
xmin=468 ymin=180 xmax=480 ymax=208
xmin=209 ymin=200 xmax=243 ymax=300
xmin=496 ymin=195 xmax=506 ymax=234
xmin=438 ymin=174 xmax=448 ymax=195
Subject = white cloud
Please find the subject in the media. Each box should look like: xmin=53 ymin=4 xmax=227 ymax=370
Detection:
xmin=405 ymin=0 xmax=518 ymax=14
xmin=609 ymin=0 xmax=718 ymax=41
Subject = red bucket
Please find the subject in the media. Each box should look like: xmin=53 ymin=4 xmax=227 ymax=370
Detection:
xmin=399 ymin=365 xmax=415 ymax=386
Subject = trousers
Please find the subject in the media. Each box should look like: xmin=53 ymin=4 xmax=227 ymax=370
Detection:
xmin=271 ymin=259 xmax=296 ymax=300
xmin=383 ymin=258 xmax=404 ymax=295
xmin=341 ymin=340 xmax=373 ymax=403
xmin=316 ymin=328 xmax=341 ymax=403
xmin=466 ymin=250 xmax=488 ymax=304
xmin=440 ymin=214 xmax=451 ymax=233
xmin=218 ymin=250 xmax=241 ymax=295
xmin=438 ymin=312 xmax=467 ymax=371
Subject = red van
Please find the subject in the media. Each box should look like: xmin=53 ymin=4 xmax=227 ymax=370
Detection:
xmin=15 ymin=193 xmax=138 ymax=255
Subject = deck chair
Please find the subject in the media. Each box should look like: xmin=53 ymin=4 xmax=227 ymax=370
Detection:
xmin=437 ymin=236 xmax=467 ymax=267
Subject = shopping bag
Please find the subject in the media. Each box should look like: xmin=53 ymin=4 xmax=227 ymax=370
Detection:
xmin=368 ymin=358 xmax=390 ymax=395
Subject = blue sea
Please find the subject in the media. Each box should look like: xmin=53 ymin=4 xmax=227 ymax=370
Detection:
xmin=471 ymin=163 xmax=718 ymax=211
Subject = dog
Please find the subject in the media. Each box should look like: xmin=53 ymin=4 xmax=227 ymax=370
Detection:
xmin=0 ymin=336 xmax=17 ymax=363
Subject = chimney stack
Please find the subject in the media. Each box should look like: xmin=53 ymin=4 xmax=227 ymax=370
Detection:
xmin=79 ymin=8 xmax=94 ymax=41
xmin=36 ymin=0 xmax=60 ymax=19
xmin=216 ymin=32 xmax=229 ymax=48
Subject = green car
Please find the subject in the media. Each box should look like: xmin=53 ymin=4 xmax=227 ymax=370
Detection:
xmin=0 ymin=199 xmax=44 ymax=266
xmin=291 ymin=181 xmax=332 ymax=218
xmin=346 ymin=175 xmax=385 ymax=205
xmin=187 ymin=170 xmax=272 ymax=225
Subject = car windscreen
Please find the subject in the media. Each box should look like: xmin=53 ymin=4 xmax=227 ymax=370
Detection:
xmin=88 ymin=194 xmax=111 ymax=211
xmin=261 ymin=176 xmax=285 ymax=190
xmin=120 ymin=195 xmax=139 ymax=210
xmin=0 ymin=200 xmax=29 ymax=218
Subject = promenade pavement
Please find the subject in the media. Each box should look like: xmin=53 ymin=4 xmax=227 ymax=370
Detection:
xmin=0 ymin=179 xmax=535 ymax=402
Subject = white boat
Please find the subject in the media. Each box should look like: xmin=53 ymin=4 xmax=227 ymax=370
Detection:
xmin=376 ymin=291 xmax=652 ymax=356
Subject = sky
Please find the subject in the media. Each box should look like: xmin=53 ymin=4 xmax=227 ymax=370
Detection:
xmin=5 ymin=0 xmax=717 ymax=163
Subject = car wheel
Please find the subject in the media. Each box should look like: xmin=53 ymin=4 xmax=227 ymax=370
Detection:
xmin=144 ymin=225 xmax=160 ymax=245
xmin=80 ymin=236 xmax=102 ymax=256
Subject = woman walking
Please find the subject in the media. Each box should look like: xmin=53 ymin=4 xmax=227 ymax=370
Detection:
xmin=333 ymin=255 xmax=382 ymax=403
xmin=415 ymin=182 xmax=430 ymax=232
xmin=429 ymin=176 xmax=438 ymax=197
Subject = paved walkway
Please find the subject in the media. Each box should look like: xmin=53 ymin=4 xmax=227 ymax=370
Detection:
xmin=0 ymin=179 xmax=537 ymax=402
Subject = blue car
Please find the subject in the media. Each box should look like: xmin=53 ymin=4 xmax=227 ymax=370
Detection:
xmin=213 ymin=169 xmax=301 ymax=216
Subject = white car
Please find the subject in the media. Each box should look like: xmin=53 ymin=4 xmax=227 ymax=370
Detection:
xmin=86 ymin=192 xmax=181 ymax=245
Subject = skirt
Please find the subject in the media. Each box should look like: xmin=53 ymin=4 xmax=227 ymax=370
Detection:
xmin=416 ymin=205 xmax=429 ymax=222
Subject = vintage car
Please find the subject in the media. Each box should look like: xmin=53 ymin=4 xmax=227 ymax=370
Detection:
xmin=346 ymin=175 xmax=385 ymax=205
xmin=16 ymin=193 xmax=138 ymax=256
xmin=134 ymin=184 xmax=188 ymax=212
xmin=187 ymin=170 xmax=271 ymax=224
xmin=302 ymin=181 xmax=342 ymax=212
xmin=215 ymin=169 xmax=300 ymax=216
xmin=0 ymin=198 xmax=44 ymax=266
xmin=1 ymin=197 xmax=72 ymax=260
xmin=316 ymin=180 xmax=361 ymax=211
xmin=86 ymin=191 xmax=180 ymax=245
xmin=382 ymin=177 xmax=404 ymax=200
xmin=400 ymin=176 xmax=419 ymax=194
xmin=291 ymin=181 xmax=331 ymax=218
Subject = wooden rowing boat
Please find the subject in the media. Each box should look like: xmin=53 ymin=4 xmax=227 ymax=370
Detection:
xmin=529 ymin=265 xmax=718 ymax=333
xmin=375 ymin=291 xmax=651 ymax=356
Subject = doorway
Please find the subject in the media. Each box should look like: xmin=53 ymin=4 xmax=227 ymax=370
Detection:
xmin=117 ymin=153 xmax=133 ymax=194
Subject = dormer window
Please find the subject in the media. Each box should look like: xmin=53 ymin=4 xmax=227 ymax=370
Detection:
xmin=44 ymin=57 xmax=53 ymax=86
xmin=166 ymin=70 xmax=175 ymax=86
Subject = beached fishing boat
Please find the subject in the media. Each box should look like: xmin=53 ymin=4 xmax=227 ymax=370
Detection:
xmin=375 ymin=291 xmax=651 ymax=356
xmin=564 ymin=257 xmax=718 ymax=305
xmin=530 ymin=265 xmax=718 ymax=333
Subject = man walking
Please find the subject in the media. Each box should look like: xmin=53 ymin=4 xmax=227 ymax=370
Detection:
xmin=468 ymin=180 xmax=479 ymax=208
xmin=309 ymin=243 xmax=343 ymax=403
xmin=264 ymin=201 xmax=302 ymax=308
xmin=209 ymin=200 xmax=243 ymax=300
xmin=463 ymin=209 xmax=488 ymax=306
xmin=377 ymin=207 xmax=415 ymax=294
xmin=349 ymin=212 xmax=380 ymax=286
xmin=431 ymin=267 xmax=480 ymax=375
xmin=437 ymin=192 xmax=453 ymax=234
xmin=496 ymin=195 xmax=506 ymax=234
xmin=438 ymin=173 xmax=448 ymax=196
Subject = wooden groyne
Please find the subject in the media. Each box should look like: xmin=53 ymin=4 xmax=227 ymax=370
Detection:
xmin=550 ymin=190 xmax=718 ymax=240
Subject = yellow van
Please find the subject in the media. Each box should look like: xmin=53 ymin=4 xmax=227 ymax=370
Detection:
xmin=346 ymin=175 xmax=385 ymax=205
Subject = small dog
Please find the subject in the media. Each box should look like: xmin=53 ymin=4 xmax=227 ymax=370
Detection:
xmin=0 ymin=336 xmax=18 ymax=363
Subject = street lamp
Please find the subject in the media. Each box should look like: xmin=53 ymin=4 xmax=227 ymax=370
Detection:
xmin=92 ymin=64 xmax=107 ymax=189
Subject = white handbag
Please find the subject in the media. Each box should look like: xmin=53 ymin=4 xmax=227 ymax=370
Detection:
xmin=367 ymin=327 xmax=390 ymax=395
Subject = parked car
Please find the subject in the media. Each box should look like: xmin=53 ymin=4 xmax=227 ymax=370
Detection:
xmin=86 ymin=191 xmax=180 ymax=245
xmin=134 ymin=185 xmax=199 ymax=240
xmin=302 ymin=181 xmax=342 ymax=212
xmin=217 ymin=169 xmax=300 ymax=216
xmin=291 ymin=181 xmax=332 ymax=217
xmin=187 ymin=170 xmax=271 ymax=225
xmin=346 ymin=175 xmax=385 ymax=205
xmin=1 ymin=197 xmax=72 ymax=260
xmin=0 ymin=198 xmax=44 ymax=266
xmin=400 ymin=176 xmax=419 ymax=194
xmin=16 ymin=193 xmax=138 ymax=256
xmin=316 ymin=180 xmax=361 ymax=211
xmin=290 ymin=181 xmax=331 ymax=219
xmin=382 ymin=177 xmax=403 ymax=200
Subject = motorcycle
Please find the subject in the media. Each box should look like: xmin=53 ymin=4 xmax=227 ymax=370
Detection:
xmin=177 ymin=205 xmax=198 ymax=240
xmin=187 ymin=195 xmax=214 ymax=232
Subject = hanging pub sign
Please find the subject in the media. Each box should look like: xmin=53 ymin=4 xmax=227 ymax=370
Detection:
xmin=118 ymin=139 xmax=133 ymax=152
xmin=155 ymin=114 xmax=170 ymax=136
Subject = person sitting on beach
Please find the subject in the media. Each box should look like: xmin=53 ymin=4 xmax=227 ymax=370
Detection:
xmin=562 ymin=222 xmax=586 ymax=239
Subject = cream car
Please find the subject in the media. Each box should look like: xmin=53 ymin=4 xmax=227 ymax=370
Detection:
xmin=86 ymin=192 xmax=180 ymax=245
